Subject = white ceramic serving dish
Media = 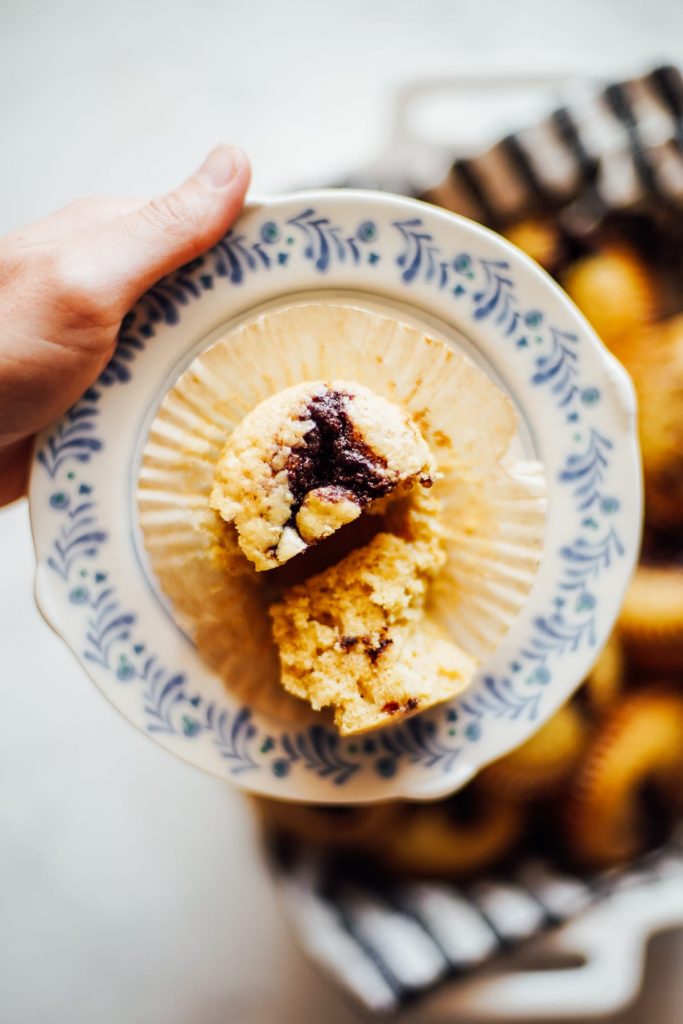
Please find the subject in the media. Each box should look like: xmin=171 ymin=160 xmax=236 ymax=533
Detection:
xmin=273 ymin=843 xmax=683 ymax=1020
xmin=29 ymin=189 xmax=641 ymax=803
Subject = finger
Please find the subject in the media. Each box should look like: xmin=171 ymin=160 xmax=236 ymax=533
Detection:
xmin=98 ymin=144 xmax=250 ymax=309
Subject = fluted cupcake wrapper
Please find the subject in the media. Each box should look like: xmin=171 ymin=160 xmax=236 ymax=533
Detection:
xmin=137 ymin=303 xmax=546 ymax=725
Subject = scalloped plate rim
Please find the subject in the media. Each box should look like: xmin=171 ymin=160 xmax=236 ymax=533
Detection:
xmin=28 ymin=188 xmax=641 ymax=803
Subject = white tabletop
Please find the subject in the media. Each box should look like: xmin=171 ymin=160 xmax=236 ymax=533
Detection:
xmin=2 ymin=2 xmax=683 ymax=1021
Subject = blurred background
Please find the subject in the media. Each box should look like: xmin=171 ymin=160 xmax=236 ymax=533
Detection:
xmin=2 ymin=1 xmax=683 ymax=1022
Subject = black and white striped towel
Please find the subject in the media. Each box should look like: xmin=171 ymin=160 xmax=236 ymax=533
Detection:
xmin=268 ymin=836 xmax=683 ymax=1016
xmin=436 ymin=65 xmax=683 ymax=229
xmin=343 ymin=65 xmax=683 ymax=232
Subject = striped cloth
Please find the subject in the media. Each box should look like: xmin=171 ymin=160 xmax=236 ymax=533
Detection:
xmin=268 ymin=835 xmax=683 ymax=1015
xmin=422 ymin=66 xmax=683 ymax=230
xmin=340 ymin=66 xmax=683 ymax=233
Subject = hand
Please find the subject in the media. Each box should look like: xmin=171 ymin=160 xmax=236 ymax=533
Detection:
xmin=0 ymin=144 xmax=250 ymax=506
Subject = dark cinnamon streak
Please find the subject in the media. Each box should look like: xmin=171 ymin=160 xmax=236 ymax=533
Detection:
xmin=285 ymin=390 xmax=394 ymax=516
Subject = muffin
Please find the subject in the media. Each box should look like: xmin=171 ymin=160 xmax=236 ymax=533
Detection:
xmin=624 ymin=316 xmax=683 ymax=529
xmin=270 ymin=489 xmax=475 ymax=735
xmin=562 ymin=245 xmax=657 ymax=347
xmin=373 ymin=787 xmax=525 ymax=878
xmin=504 ymin=218 xmax=564 ymax=272
xmin=564 ymin=690 xmax=683 ymax=867
xmin=211 ymin=381 xmax=437 ymax=571
xmin=479 ymin=703 xmax=587 ymax=799
xmin=618 ymin=565 xmax=683 ymax=673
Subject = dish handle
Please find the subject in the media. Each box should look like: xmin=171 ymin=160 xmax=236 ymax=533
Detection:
xmin=429 ymin=870 xmax=683 ymax=1021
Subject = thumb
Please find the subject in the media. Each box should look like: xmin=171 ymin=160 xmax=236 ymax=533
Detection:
xmin=104 ymin=144 xmax=250 ymax=308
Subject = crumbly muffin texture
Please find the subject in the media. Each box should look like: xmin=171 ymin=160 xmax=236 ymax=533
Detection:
xmin=210 ymin=380 xmax=436 ymax=571
xmin=270 ymin=490 xmax=476 ymax=735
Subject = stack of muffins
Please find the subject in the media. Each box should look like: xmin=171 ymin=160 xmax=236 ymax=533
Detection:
xmin=256 ymin=204 xmax=683 ymax=880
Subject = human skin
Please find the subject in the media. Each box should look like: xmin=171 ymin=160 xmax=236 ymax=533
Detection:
xmin=0 ymin=144 xmax=250 ymax=506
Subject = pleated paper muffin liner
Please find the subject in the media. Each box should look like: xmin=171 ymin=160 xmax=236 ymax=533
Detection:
xmin=137 ymin=302 xmax=546 ymax=725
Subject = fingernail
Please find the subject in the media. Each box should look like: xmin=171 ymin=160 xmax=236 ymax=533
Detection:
xmin=196 ymin=144 xmax=246 ymax=190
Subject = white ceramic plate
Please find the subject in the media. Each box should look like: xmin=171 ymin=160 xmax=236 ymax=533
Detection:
xmin=29 ymin=190 xmax=641 ymax=802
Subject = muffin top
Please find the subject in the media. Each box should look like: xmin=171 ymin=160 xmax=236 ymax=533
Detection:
xmin=210 ymin=380 xmax=437 ymax=571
